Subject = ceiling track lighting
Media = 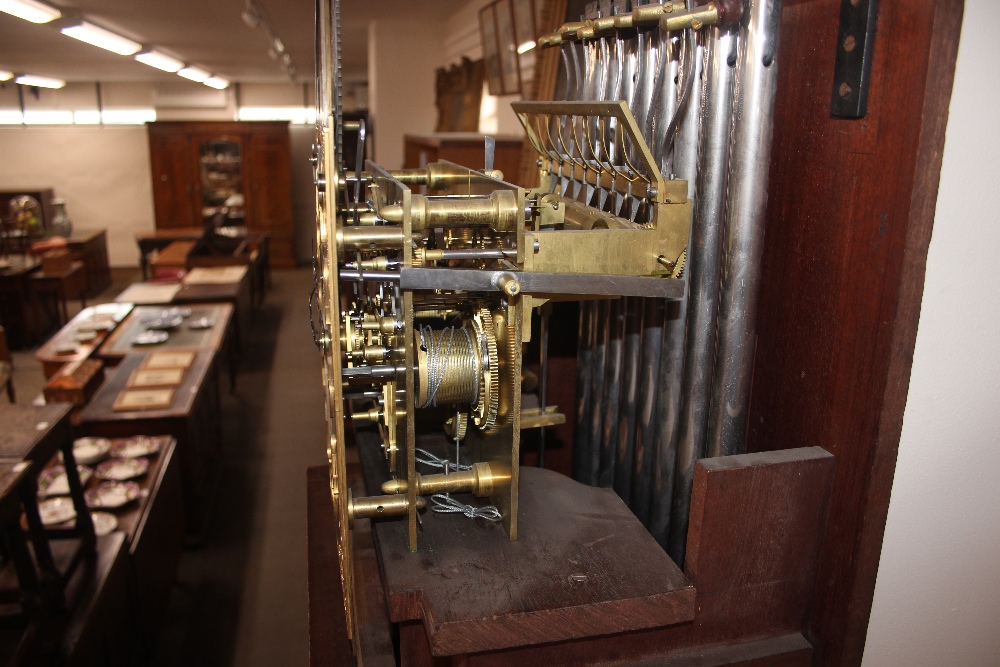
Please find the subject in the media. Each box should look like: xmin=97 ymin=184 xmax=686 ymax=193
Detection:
xmin=0 ymin=0 xmax=61 ymax=24
xmin=241 ymin=0 xmax=297 ymax=82
xmin=0 ymin=70 xmax=13 ymax=81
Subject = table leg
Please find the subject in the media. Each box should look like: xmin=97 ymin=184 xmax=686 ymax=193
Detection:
xmin=19 ymin=480 xmax=64 ymax=608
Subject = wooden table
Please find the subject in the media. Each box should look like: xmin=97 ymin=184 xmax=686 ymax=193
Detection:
xmin=75 ymin=352 xmax=221 ymax=540
xmin=30 ymin=260 xmax=87 ymax=328
xmin=65 ymin=229 xmax=111 ymax=297
xmin=135 ymin=228 xmax=204 ymax=281
xmin=0 ymin=256 xmax=41 ymax=348
xmin=180 ymin=266 xmax=253 ymax=335
xmin=35 ymin=303 xmax=133 ymax=380
xmin=98 ymin=303 xmax=231 ymax=361
xmin=98 ymin=302 xmax=236 ymax=389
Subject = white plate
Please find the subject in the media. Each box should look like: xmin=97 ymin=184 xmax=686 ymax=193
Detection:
xmin=38 ymin=497 xmax=77 ymax=526
xmin=111 ymin=436 xmax=162 ymax=458
xmin=188 ymin=317 xmax=215 ymax=330
xmin=91 ymin=511 xmax=118 ymax=536
xmin=73 ymin=330 xmax=97 ymax=342
xmin=37 ymin=465 xmax=93 ymax=498
xmin=96 ymin=457 xmax=148 ymax=481
xmin=71 ymin=437 xmax=111 ymax=465
xmin=132 ymin=330 xmax=169 ymax=346
xmin=85 ymin=481 xmax=141 ymax=509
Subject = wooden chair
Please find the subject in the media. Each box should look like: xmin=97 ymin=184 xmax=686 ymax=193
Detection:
xmin=0 ymin=325 xmax=13 ymax=401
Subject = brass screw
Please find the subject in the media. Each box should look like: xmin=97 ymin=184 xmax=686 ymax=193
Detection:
xmin=843 ymin=35 xmax=856 ymax=52
xmin=839 ymin=82 xmax=852 ymax=98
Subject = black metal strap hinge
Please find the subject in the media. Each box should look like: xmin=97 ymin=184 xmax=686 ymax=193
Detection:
xmin=831 ymin=0 xmax=880 ymax=118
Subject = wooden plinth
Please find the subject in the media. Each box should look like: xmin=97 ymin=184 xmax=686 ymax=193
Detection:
xmin=309 ymin=444 xmax=836 ymax=666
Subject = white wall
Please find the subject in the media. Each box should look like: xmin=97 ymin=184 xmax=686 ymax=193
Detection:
xmin=0 ymin=125 xmax=155 ymax=266
xmin=862 ymin=1 xmax=1000 ymax=664
xmin=367 ymin=19 xmax=443 ymax=170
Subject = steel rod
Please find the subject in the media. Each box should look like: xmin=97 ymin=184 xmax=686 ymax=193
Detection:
xmin=668 ymin=25 xmax=738 ymax=565
xmin=573 ymin=301 xmax=595 ymax=483
xmin=708 ymin=0 xmax=782 ymax=458
xmin=613 ymin=297 xmax=643 ymax=504
xmin=630 ymin=297 xmax=664 ymax=522
xmin=598 ymin=298 xmax=625 ymax=487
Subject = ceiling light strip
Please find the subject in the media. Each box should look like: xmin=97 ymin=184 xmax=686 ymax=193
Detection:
xmin=0 ymin=0 xmax=61 ymax=23
xmin=14 ymin=74 xmax=65 ymax=89
xmin=136 ymin=50 xmax=184 ymax=73
xmin=61 ymin=21 xmax=142 ymax=56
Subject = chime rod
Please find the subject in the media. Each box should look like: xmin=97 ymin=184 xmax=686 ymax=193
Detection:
xmin=668 ymin=25 xmax=739 ymax=565
xmin=708 ymin=0 xmax=783 ymax=458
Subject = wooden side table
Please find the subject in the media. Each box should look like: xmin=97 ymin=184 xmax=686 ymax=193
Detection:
xmin=66 ymin=229 xmax=111 ymax=297
xmin=30 ymin=261 xmax=87 ymax=328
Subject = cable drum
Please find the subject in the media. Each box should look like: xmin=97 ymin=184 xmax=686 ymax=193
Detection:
xmin=416 ymin=325 xmax=481 ymax=407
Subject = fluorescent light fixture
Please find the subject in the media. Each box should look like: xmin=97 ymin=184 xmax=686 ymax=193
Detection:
xmin=61 ymin=21 xmax=142 ymax=56
xmin=102 ymin=109 xmax=156 ymax=124
xmin=23 ymin=109 xmax=74 ymax=125
xmin=238 ymin=106 xmax=315 ymax=124
xmin=136 ymin=50 xmax=184 ymax=73
xmin=177 ymin=66 xmax=209 ymax=82
xmin=73 ymin=110 xmax=101 ymax=124
xmin=0 ymin=70 xmax=13 ymax=81
xmin=0 ymin=0 xmax=61 ymax=23
xmin=15 ymin=74 xmax=65 ymax=88
xmin=0 ymin=110 xmax=24 ymax=124
xmin=203 ymin=76 xmax=229 ymax=90
xmin=517 ymin=40 xmax=536 ymax=54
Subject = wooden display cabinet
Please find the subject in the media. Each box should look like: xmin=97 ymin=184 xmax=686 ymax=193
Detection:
xmin=147 ymin=121 xmax=295 ymax=267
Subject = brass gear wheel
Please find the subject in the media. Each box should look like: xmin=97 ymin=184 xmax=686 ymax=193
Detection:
xmin=444 ymin=411 xmax=469 ymax=441
xmin=471 ymin=307 xmax=500 ymax=431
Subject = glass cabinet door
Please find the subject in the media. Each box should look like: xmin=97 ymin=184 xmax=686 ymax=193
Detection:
xmin=198 ymin=138 xmax=246 ymax=228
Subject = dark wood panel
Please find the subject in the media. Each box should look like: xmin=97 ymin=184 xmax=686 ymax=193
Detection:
xmin=745 ymin=1 xmax=964 ymax=666
xmin=148 ymin=132 xmax=197 ymax=228
xmin=246 ymin=131 xmax=295 ymax=267
xmin=306 ymin=466 xmax=353 ymax=667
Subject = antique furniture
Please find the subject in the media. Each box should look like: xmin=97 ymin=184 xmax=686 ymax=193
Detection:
xmin=35 ymin=302 xmax=133 ymax=380
xmin=97 ymin=303 xmax=237 ymax=389
xmin=98 ymin=303 xmax=232 ymax=362
xmin=30 ymin=260 xmax=87 ymax=328
xmin=148 ymin=241 xmax=195 ymax=278
xmin=65 ymin=229 xmax=111 ymax=297
xmin=146 ymin=121 xmax=295 ymax=267
xmin=0 ymin=255 xmax=41 ymax=348
xmin=135 ymin=228 xmax=204 ymax=280
xmin=75 ymin=353 xmax=221 ymax=539
xmin=311 ymin=0 xmax=960 ymax=665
